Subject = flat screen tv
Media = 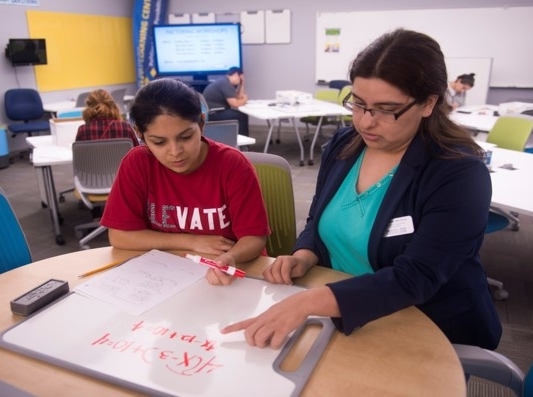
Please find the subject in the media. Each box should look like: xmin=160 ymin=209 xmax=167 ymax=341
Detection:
xmin=7 ymin=38 xmax=47 ymax=66
xmin=153 ymin=23 xmax=242 ymax=81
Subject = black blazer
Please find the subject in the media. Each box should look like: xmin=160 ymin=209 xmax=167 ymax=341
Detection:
xmin=295 ymin=127 xmax=502 ymax=350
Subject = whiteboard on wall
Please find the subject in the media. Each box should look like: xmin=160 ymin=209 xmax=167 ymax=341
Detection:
xmin=315 ymin=7 xmax=533 ymax=88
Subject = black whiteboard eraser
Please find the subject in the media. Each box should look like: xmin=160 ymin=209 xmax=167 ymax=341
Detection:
xmin=10 ymin=279 xmax=69 ymax=316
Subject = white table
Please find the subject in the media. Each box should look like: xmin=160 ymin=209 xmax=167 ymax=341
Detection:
xmin=487 ymin=145 xmax=533 ymax=217
xmin=26 ymin=136 xmax=73 ymax=245
xmin=450 ymin=111 xmax=498 ymax=132
xmin=239 ymin=99 xmax=351 ymax=166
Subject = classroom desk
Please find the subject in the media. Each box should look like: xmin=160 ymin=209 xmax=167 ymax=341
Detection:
xmin=450 ymin=111 xmax=498 ymax=133
xmin=239 ymin=99 xmax=351 ymax=166
xmin=0 ymin=247 xmax=466 ymax=397
xmin=487 ymin=145 xmax=533 ymax=217
xmin=25 ymin=135 xmax=255 ymax=245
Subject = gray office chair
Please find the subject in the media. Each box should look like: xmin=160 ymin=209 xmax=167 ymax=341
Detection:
xmin=203 ymin=120 xmax=238 ymax=148
xmin=454 ymin=343 xmax=532 ymax=397
xmin=72 ymin=138 xmax=133 ymax=249
xmin=110 ymin=88 xmax=127 ymax=118
xmin=75 ymin=92 xmax=90 ymax=107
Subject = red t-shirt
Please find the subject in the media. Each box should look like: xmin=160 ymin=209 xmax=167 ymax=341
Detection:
xmin=101 ymin=139 xmax=270 ymax=243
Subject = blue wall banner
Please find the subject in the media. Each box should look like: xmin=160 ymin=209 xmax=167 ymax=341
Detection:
xmin=133 ymin=0 xmax=168 ymax=88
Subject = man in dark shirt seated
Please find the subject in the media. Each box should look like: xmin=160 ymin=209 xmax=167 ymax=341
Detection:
xmin=202 ymin=67 xmax=250 ymax=136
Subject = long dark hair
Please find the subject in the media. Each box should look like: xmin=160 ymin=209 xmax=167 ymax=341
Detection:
xmin=129 ymin=78 xmax=203 ymax=137
xmin=342 ymin=28 xmax=483 ymax=159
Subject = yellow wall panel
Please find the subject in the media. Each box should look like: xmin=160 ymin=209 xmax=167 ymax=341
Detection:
xmin=27 ymin=11 xmax=135 ymax=92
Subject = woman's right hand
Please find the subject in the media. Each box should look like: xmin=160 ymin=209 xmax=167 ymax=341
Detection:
xmin=262 ymin=253 xmax=316 ymax=285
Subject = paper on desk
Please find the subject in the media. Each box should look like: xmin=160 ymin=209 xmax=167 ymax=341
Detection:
xmin=74 ymin=250 xmax=205 ymax=315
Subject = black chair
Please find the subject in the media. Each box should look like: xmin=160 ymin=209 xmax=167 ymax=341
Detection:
xmin=4 ymin=88 xmax=50 ymax=138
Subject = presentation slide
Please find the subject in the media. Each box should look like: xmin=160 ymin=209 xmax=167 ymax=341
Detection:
xmin=153 ymin=24 xmax=242 ymax=75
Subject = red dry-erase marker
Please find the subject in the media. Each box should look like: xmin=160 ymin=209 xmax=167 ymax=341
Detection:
xmin=185 ymin=254 xmax=246 ymax=278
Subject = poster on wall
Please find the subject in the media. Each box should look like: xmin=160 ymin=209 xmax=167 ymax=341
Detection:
xmin=324 ymin=28 xmax=340 ymax=53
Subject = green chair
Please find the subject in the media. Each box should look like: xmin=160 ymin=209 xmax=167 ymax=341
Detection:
xmin=300 ymin=88 xmax=341 ymax=136
xmin=486 ymin=114 xmax=533 ymax=152
xmin=337 ymin=84 xmax=353 ymax=127
xmin=486 ymin=114 xmax=533 ymax=231
xmin=0 ymin=187 xmax=32 ymax=273
xmin=244 ymin=152 xmax=297 ymax=257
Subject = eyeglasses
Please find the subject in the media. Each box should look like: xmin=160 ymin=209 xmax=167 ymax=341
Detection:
xmin=342 ymin=92 xmax=417 ymax=123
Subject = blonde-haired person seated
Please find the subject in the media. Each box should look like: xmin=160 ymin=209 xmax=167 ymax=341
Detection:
xmin=75 ymin=89 xmax=139 ymax=146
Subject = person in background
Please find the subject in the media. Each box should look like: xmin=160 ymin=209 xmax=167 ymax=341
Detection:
xmin=202 ymin=67 xmax=250 ymax=136
xmin=445 ymin=73 xmax=475 ymax=110
xmin=75 ymin=89 xmax=139 ymax=146
xmin=220 ymin=29 xmax=501 ymax=350
xmin=100 ymin=79 xmax=270 ymax=278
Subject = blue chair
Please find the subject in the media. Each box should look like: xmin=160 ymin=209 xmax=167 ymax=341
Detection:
xmin=328 ymin=79 xmax=351 ymax=90
xmin=4 ymin=88 xmax=50 ymax=138
xmin=0 ymin=187 xmax=32 ymax=273
xmin=454 ymin=343 xmax=532 ymax=397
xmin=484 ymin=211 xmax=510 ymax=300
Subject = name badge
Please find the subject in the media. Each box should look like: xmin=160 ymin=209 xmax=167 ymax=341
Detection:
xmin=383 ymin=216 xmax=414 ymax=238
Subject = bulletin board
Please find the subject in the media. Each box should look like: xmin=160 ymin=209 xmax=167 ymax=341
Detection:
xmin=0 ymin=278 xmax=333 ymax=396
xmin=315 ymin=7 xmax=533 ymax=88
xmin=26 ymin=11 xmax=135 ymax=92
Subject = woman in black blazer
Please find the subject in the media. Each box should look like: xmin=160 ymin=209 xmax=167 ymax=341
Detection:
xmin=220 ymin=28 xmax=501 ymax=351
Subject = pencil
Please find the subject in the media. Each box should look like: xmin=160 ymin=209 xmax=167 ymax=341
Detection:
xmin=77 ymin=260 xmax=124 ymax=278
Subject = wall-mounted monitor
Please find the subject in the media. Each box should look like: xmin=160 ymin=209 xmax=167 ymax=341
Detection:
xmin=153 ymin=23 xmax=242 ymax=82
xmin=6 ymin=38 xmax=47 ymax=66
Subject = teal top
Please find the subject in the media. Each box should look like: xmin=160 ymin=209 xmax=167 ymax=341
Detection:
xmin=318 ymin=148 xmax=397 ymax=275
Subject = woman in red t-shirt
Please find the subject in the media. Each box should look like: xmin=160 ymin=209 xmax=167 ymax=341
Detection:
xmin=101 ymin=79 xmax=270 ymax=284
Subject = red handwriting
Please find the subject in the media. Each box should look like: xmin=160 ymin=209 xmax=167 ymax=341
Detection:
xmin=91 ymin=332 xmax=223 ymax=376
xmin=131 ymin=320 xmax=217 ymax=351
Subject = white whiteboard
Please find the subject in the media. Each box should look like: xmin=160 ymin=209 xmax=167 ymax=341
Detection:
xmin=1 ymin=280 xmax=333 ymax=397
xmin=316 ymin=7 xmax=533 ymax=88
